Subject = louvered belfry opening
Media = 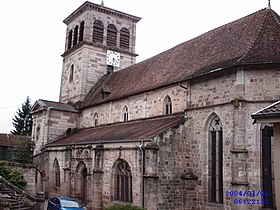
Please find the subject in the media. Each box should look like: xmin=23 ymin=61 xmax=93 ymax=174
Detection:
xmin=114 ymin=159 xmax=132 ymax=203
xmin=120 ymin=28 xmax=130 ymax=50
xmin=73 ymin=25 xmax=79 ymax=46
xmin=79 ymin=21 xmax=84 ymax=42
xmin=93 ymin=20 xmax=104 ymax=44
xmin=67 ymin=29 xmax=73 ymax=50
xmin=107 ymin=24 xmax=117 ymax=47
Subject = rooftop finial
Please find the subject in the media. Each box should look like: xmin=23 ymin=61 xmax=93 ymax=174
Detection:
xmin=101 ymin=0 xmax=104 ymax=6
xmin=267 ymin=0 xmax=271 ymax=9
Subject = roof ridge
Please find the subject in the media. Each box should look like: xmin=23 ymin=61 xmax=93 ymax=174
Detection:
xmin=270 ymin=9 xmax=280 ymax=27
xmin=236 ymin=9 xmax=268 ymax=63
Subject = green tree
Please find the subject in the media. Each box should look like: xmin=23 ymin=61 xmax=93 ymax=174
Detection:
xmin=11 ymin=136 xmax=34 ymax=164
xmin=11 ymin=96 xmax=33 ymax=136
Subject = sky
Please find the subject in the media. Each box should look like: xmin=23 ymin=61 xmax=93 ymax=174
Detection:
xmin=0 ymin=0 xmax=279 ymax=133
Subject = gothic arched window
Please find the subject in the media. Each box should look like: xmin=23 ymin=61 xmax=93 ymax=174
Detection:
xmin=67 ymin=29 xmax=73 ymax=50
xmin=107 ymin=24 xmax=117 ymax=47
xmin=209 ymin=115 xmax=223 ymax=204
xmin=114 ymin=159 xmax=132 ymax=202
xmin=54 ymin=158 xmax=60 ymax=187
xmin=73 ymin=25 xmax=79 ymax=46
xmin=123 ymin=106 xmax=129 ymax=122
xmin=94 ymin=113 xmax=98 ymax=126
xmin=79 ymin=21 xmax=84 ymax=42
xmin=69 ymin=64 xmax=74 ymax=82
xmin=93 ymin=20 xmax=104 ymax=44
xmin=120 ymin=28 xmax=130 ymax=50
xmin=164 ymin=96 xmax=172 ymax=114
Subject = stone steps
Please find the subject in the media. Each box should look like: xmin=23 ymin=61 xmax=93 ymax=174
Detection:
xmin=0 ymin=176 xmax=35 ymax=210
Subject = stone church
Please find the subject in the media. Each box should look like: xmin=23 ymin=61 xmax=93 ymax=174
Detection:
xmin=31 ymin=1 xmax=280 ymax=209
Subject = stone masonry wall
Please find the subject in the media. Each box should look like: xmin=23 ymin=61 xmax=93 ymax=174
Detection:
xmin=80 ymin=84 xmax=187 ymax=128
xmin=44 ymin=142 xmax=142 ymax=210
xmin=146 ymin=66 xmax=280 ymax=210
xmin=32 ymin=109 xmax=78 ymax=155
xmin=0 ymin=161 xmax=37 ymax=195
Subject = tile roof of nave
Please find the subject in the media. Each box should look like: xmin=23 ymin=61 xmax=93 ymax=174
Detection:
xmin=82 ymin=8 xmax=280 ymax=108
xmin=47 ymin=113 xmax=185 ymax=146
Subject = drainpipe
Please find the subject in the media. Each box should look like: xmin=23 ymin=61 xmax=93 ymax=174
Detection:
xmin=139 ymin=140 xmax=145 ymax=208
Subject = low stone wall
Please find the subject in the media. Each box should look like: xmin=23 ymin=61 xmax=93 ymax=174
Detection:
xmin=0 ymin=161 xmax=36 ymax=194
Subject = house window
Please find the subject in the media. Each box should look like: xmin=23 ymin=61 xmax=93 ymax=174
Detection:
xmin=107 ymin=24 xmax=117 ymax=47
xmin=93 ymin=20 xmax=104 ymax=44
xmin=73 ymin=25 xmax=79 ymax=46
xmin=114 ymin=159 xmax=132 ymax=202
xmin=123 ymin=106 xmax=129 ymax=122
xmin=164 ymin=96 xmax=172 ymax=114
xmin=94 ymin=113 xmax=98 ymax=126
xmin=79 ymin=21 xmax=84 ymax=42
xmin=69 ymin=65 xmax=74 ymax=82
xmin=67 ymin=29 xmax=73 ymax=50
xmin=120 ymin=28 xmax=130 ymax=50
xmin=54 ymin=158 xmax=61 ymax=187
xmin=209 ymin=116 xmax=223 ymax=204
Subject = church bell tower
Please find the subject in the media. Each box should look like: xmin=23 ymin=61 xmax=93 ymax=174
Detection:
xmin=59 ymin=1 xmax=141 ymax=104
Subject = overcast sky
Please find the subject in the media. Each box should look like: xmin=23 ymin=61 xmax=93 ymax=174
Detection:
xmin=0 ymin=0 xmax=279 ymax=133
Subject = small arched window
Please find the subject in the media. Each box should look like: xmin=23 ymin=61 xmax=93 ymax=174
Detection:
xmin=114 ymin=159 xmax=132 ymax=202
xmin=107 ymin=24 xmax=117 ymax=47
xmin=73 ymin=25 xmax=79 ymax=46
xmin=93 ymin=20 xmax=104 ymax=44
xmin=69 ymin=64 xmax=74 ymax=82
xmin=164 ymin=96 xmax=172 ymax=114
xmin=54 ymin=158 xmax=60 ymax=187
xmin=209 ymin=115 xmax=223 ymax=204
xmin=123 ymin=106 xmax=129 ymax=122
xmin=67 ymin=29 xmax=73 ymax=50
xmin=79 ymin=21 xmax=84 ymax=42
xmin=94 ymin=113 xmax=99 ymax=126
xmin=120 ymin=28 xmax=130 ymax=50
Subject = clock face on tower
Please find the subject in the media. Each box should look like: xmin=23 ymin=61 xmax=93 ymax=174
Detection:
xmin=106 ymin=50 xmax=120 ymax=67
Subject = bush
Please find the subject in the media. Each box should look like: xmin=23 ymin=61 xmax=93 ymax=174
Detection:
xmin=105 ymin=203 xmax=144 ymax=210
xmin=0 ymin=164 xmax=27 ymax=189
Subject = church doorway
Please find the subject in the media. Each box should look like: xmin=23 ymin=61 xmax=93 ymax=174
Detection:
xmin=75 ymin=161 xmax=88 ymax=205
xmin=81 ymin=167 xmax=87 ymax=204
xmin=261 ymin=125 xmax=275 ymax=208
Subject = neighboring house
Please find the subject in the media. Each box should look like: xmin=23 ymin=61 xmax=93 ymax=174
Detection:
xmin=31 ymin=1 xmax=280 ymax=210
xmin=0 ymin=134 xmax=29 ymax=161
xmin=252 ymin=101 xmax=280 ymax=209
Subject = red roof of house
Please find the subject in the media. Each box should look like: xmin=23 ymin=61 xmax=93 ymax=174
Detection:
xmin=47 ymin=113 xmax=185 ymax=146
xmin=82 ymin=8 xmax=280 ymax=108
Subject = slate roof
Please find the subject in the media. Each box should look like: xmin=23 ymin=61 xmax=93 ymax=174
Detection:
xmin=31 ymin=99 xmax=78 ymax=113
xmin=47 ymin=113 xmax=185 ymax=147
xmin=252 ymin=101 xmax=280 ymax=119
xmin=82 ymin=8 xmax=280 ymax=108
xmin=0 ymin=134 xmax=30 ymax=148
